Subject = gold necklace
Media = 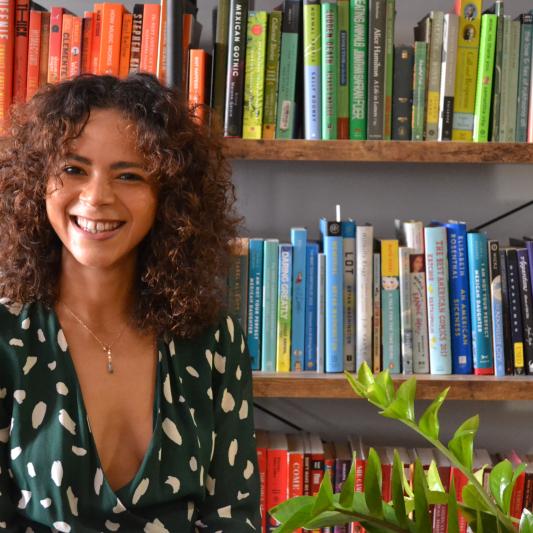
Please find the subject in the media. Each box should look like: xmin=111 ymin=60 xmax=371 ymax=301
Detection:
xmin=60 ymin=302 xmax=128 ymax=374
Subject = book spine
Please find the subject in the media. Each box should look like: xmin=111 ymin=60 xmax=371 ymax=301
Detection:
xmin=411 ymin=41 xmax=427 ymax=141
xmin=333 ymin=459 xmax=350 ymax=533
xmin=356 ymin=225 xmax=373 ymax=369
xmin=488 ymin=240 xmax=505 ymax=377
xmin=446 ymin=222 xmax=473 ymax=374
xmin=140 ymin=4 xmax=160 ymax=75
xmin=129 ymin=6 xmax=143 ymax=73
xmin=317 ymin=253 xmax=326 ymax=372
xmin=410 ymin=253 xmax=430 ymax=373
xmin=37 ymin=11 xmax=50 ymax=86
xmin=262 ymin=10 xmax=282 ymax=139
xmin=156 ymin=0 xmax=166 ymax=83
xmin=303 ymin=0 xmax=322 ymax=140
xmin=373 ymin=251 xmax=381 ymax=373
xmin=510 ymin=471 xmax=526 ymax=521
xmin=425 ymin=11 xmax=444 ymax=141
xmin=382 ymin=0 xmax=394 ymax=140
xmin=337 ymin=0 xmax=349 ymax=138
xmin=473 ymin=14 xmax=497 ymax=142
xmin=424 ymin=226 xmax=452 ymax=374
xmin=118 ymin=13 xmax=133 ymax=78
xmin=500 ymin=20 xmax=521 ymax=141
xmin=452 ymin=0 xmax=482 ymax=141
xmin=321 ymin=0 xmax=338 ymax=139
xmin=498 ymin=15 xmax=511 ymax=141
xmin=26 ymin=9 xmax=41 ymax=101
xmin=276 ymin=0 xmax=301 ymax=139
xmin=349 ymin=0 xmax=367 ymax=140
xmin=80 ymin=13 xmax=93 ymax=75
xmin=452 ymin=468 xmax=469 ymax=533
xmin=467 ymin=232 xmax=493 ymax=375
xmin=247 ymin=238 xmax=264 ymax=371
xmin=288 ymin=450 xmax=304 ymax=501
xmin=438 ymin=13 xmax=459 ymax=141
xmin=47 ymin=6 xmax=64 ymax=83
xmin=291 ymin=228 xmax=308 ymax=371
xmin=59 ymin=14 xmax=72 ymax=81
xmin=305 ymin=242 xmax=319 ymax=371
xmin=188 ymin=49 xmax=208 ymax=122
xmin=499 ymin=249 xmax=514 ymax=375
xmin=12 ymin=0 xmax=29 ymax=103
xmin=506 ymin=249 xmax=525 ymax=375
xmin=256 ymin=443 xmax=267 ymax=533
xmin=381 ymin=239 xmax=400 ymax=374
xmin=261 ymin=240 xmax=279 ymax=372
xmin=366 ymin=0 xmax=386 ymax=139
xmin=491 ymin=1 xmax=504 ymax=141
xmin=342 ymin=220 xmax=356 ymax=372
xmin=213 ymin=0 xmax=230 ymax=120
xmin=516 ymin=14 xmax=533 ymax=142
xmin=517 ymin=249 xmax=533 ymax=374
xmin=391 ymin=45 xmax=413 ymax=140
xmin=266 ymin=449 xmax=288 ymax=531
xmin=243 ymin=10 xmax=267 ymax=140
xmin=68 ymin=16 xmax=82 ymax=79
xmin=0 ymin=0 xmax=15 ymax=133
xmin=228 ymin=238 xmax=249 ymax=329
xmin=276 ymin=244 xmax=293 ymax=372
xmin=99 ymin=4 xmax=124 ymax=76
xmin=399 ymin=247 xmax=413 ymax=374
xmin=90 ymin=4 xmax=103 ymax=75
xmin=321 ymin=220 xmax=344 ymax=372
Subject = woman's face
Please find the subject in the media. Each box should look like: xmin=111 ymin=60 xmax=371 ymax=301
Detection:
xmin=46 ymin=108 xmax=158 ymax=270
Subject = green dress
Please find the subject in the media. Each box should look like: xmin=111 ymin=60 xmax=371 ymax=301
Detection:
xmin=0 ymin=300 xmax=260 ymax=532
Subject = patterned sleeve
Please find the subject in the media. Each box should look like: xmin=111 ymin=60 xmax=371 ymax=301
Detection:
xmin=196 ymin=315 xmax=261 ymax=531
xmin=0 ymin=396 xmax=18 ymax=531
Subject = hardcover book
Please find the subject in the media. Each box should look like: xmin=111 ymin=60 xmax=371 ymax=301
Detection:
xmin=337 ymin=0 xmax=349 ymax=138
xmin=488 ymin=240 xmax=505 ymax=377
xmin=276 ymin=243 xmax=293 ymax=372
xmin=261 ymin=239 xmax=279 ymax=372
xmin=411 ymin=41 xmax=427 ymax=141
xmin=342 ymin=220 xmax=356 ymax=372
xmin=262 ymin=10 xmax=282 ymax=139
xmin=290 ymin=228 xmax=308 ymax=371
xmin=356 ymin=224 xmax=374 ymax=369
xmin=506 ymin=248 xmax=525 ymax=375
xmin=516 ymin=249 xmax=533 ymax=374
xmin=321 ymin=0 xmax=338 ymax=139
xmin=515 ymin=13 xmax=533 ymax=142
xmin=247 ymin=238 xmax=264 ymax=371
xmin=425 ymin=11 xmax=444 ymax=141
xmin=391 ymin=45 xmax=413 ymax=141
xmin=399 ymin=246 xmax=413 ymax=374
xmin=305 ymin=242 xmax=319 ymax=370
xmin=381 ymin=239 xmax=400 ymax=374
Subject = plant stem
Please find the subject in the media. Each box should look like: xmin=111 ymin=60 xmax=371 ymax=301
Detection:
xmin=331 ymin=504 xmax=409 ymax=533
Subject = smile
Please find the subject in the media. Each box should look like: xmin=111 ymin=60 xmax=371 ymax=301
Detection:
xmin=72 ymin=216 xmax=125 ymax=234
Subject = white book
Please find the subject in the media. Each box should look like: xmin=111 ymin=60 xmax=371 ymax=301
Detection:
xmin=372 ymin=252 xmax=381 ymax=374
xmin=317 ymin=253 xmax=326 ymax=373
xmin=399 ymin=246 xmax=413 ymax=374
xmin=356 ymin=225 xmax=374 ymax=370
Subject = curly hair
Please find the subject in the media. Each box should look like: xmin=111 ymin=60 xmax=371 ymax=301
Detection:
xmin=0 ymin=73 xmax=241 ymax=338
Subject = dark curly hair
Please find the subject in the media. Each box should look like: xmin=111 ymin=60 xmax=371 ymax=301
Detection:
xmin=0 ymin=74 xmax=241 ymax=337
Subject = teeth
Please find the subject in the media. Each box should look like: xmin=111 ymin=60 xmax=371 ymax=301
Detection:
xmin=75 ymin=216 xmax=121 ymax=234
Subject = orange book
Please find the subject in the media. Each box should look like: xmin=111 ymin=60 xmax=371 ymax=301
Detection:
xmin=97 ymin=3 xmax=124 ymax=76
xmin=68 ymin=16 xmax=82 ymax=78
xmin=37 ymin=12 xmax=50 ymax=88
xmin=59 ymin=13 xmax=72 ymax=80
xmin=139 ymin=3 xmax=160 ymax=75
xmin=188 ymin=49 xmax=210 ymax=124
xmin=451 ymin=467 xmax=469 ymax=533
xmin=349 ymin=436 xmax=367 ymax=533
xmin=255 ymin=430 xmax=268 ymax=533
xmin=118 ymin=12 xmax=132 ymax=78
xmin=47 ymin=6 xmax=64 ymax=83
xmin=156 ymin=0 xmax=166 ymax=83
xmin=0 ymin=0 xmax=15 ymax=133
xmin=128 ymin=4 xmax=143 ymax=74
xmin=90 ymin=4 xmax=102 ymax=74
xmin=266 ymin=433 xmax=288 ymax=530
xmin=80 ymin=12 xmax=93 ymax=74
xmin=26 ymin=9 xmax=42 ymax=101
xmin=13 ymin=0 xmax=30 ymax=103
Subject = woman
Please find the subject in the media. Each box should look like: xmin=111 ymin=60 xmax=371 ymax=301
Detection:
xmin=0 ymin=74 xmax=260 ymax=531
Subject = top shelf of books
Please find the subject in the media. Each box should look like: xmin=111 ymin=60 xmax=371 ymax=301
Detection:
xmin=224 ymin=140 xmax=533 ymax=164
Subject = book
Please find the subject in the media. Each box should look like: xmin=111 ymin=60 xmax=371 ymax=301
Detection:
xmin=349 ymin=0 xmax=368 ymax=140
xmin=212 ymin=0 xmax=230 ymax=121
xmin=38 ymin=11 xmax=50 ymax=84
xmin=382 ymin=0 xmax=394 ymax=140
xmin=13 ymin=0 xmax=30 ymax=103
xmin=47 ymin=6 xmax=65 ymax=83
xmin=242 ymin=10 xmax=267 ymax=140
xmin=411 ymin=41 xmax=427 ymax=141
xmin=129 ymin=4 xmax=143 ymax=73
xmin=303 ymin=0 xmax=322 ymax=140
xmin=60 ymin=13 xmax=73 ymax=81
xmin=391 ymin=45 xmax=413 ymax=141
xmin=499 ymin=249 xmax=514 ymax=375
xmin=317 ymin=252 xmax=326 ymax=372
xmin=227 ymin=238 xmax=249 ymax=330
xmin=425 ymin=11 xmax=444 ymax=141
xmin=262 ymin=10 xmax=282 ymax=139
xmin=381 ymin=239 xmax=400 ymax=374
xmin=266 ymin=433 xmax=288 ymax=532
xmin=68 ymin=16 xmax=82 ymax=79
xmin=516 ymin=13 xmax=533 ymax=142
xmin=256 ymin=430 xmax=268 ymax=533
xmin=342 ymin=220 xmax=356 ymax=372
xmin=247 ymin=238 xmax=264 ymax=371
xmin=287 ymin=433 xmax=305 ymax=504
xmin=118 ymin=13 xmax=133 ymax=77
xmin=516 ymin=248 xmax=533 ymax=374
xmin=372 ymin=250 xmax=381 ymax=373
xmin=356 ymin=224 xmax=373 ymax=369
xmin=0 ymin=0 xmax=15 ymax=133
xmin=424 ymin=225 xmax=452 ymax=375
xmin=139 ymin=3 xmax=160 ymax=76
xmin=261 ymin=239 xmax=279 ymax=373
xmin=399 ymin=246 xmax=413 ymax=374
xmin=291 ymin=228 xmax=308 ymax=371
xmin=488 ymin=0 xmax=504 ymax=142
xmin=26 ymin=8 xmax=43 ymax=101
xmin=333 ymin=440 xmax=351 ymax=533
xmin=488 ymin=240 xmax=505 ymax=377
xmin=499 ymin=19 xmax=520 ymax=141
xmin=321 ymin=0 xmax=338 ymax=140
xmin=433 ymin=450 xmax=451 ymax=532
xmin=337 ymin=0 xmax=349 ymax=138
xmin=305 ymin=242 xmax=319 ymax=371
xmin=98 ymin=3 xmax=124 ymax=76
xmin=80 ymin=11 xmax=93 ymax=74
xmin=188 ymin=49 xmax=210 ymax=123
xmin=156 ymin=0 xmax=166 ymax=82
xmin=505 ymin=248 xmax=525 ymax=375
xmin=276 ymin=243 xmax=293 ymax=372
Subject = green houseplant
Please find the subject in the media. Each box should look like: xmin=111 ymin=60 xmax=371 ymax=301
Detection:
xmin=269 ymin=363 xmax=533 ymax=533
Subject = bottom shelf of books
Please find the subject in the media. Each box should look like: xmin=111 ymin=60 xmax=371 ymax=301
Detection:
xmin=252 ymin=372 xmax=533 ymax=400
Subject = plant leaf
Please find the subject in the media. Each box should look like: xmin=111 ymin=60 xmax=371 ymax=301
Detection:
xmin=358 ymin=361 xmax=375 ymax=389
xmin=391 ymin=450 xmax=409 ymax=528
xmin=520 ymin=509 xmax=533 ymax=533
xmin=271 ymin=502 xmax=315 ymax=533
xmin=381 ymin=378 xmax=416 ymax=422
xmin=489 ymin=460 xmax=514 ymax=514
xmin=339 ymin=454 xmax=356 ymax=508
xmin=447 ymin=415 xmax=479 ymax=471
xmin=426 ymin=461 xmax=445 ymax=493
xmin=303 ymin=510 xmax=361 ymax=530
xmin=418 ymin=387 xmax=449 ymax=441
xmin=374 ymin=370 xmax=395 ymax=408
xmin=364 ymin=448 xmax=383 ymax=517
xmin=311 ymin=469 xmax=334 ymax=516
xmin=345 ymin=370 xmax=368 ymax=398
xmin=462 ymin=482 xmax=491 ymax=512
xmin=447 ymin=476 xmax=460 ymax=533
xmin=269 ymin=495 xmax=316 ymax=523
xmin=412 ymin=459 xmax=431 ymax=533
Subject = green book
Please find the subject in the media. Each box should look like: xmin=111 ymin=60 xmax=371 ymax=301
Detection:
xmin=412 ymin=41 xmax=427 ymax=141
xmin=473 ymin=14 xmax=497 ymax=142
xmin=243 ymin=11 xmax=268 ymax=139
xmin=349 ymin=0 xmax=368 ymax=139
xmin=321 ymin=0 xmax=338 ymax=139
xmin=262 ymin=11 xmax=282 ymax=140
xmin=212 ymin=0 xmax=230 ymax=121
xmin=383 ymin=0 xmax=395 ymax=140
xmin=337 ymin=0 xmax=349 ymax=138
xmin=489 ymin=0 xmax=504 ymax=142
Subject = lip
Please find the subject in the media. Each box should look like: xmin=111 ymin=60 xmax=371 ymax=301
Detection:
xmin=69 ymin=216 xmax=125 ymax=241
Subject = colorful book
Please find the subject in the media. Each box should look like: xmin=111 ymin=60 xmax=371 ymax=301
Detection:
xmin=337 ymin=0 xmax=349 ymax=138
xmin=256 ymin=431 xmax=268 ymax=533
xmin=516 ymin=248 xmax=533 ymax=374
xmin=488 ymin=240 xmax=505 ymax=377
xmin=372 ymin=250 xmax=381 ymax=373
xmin=381 ymin=239 xmax=400 ymax=374
xmin=188 ymin=49 xmax=210 ymax=123
xmin=276 ymin=244 xmax=293 ymax=372
xmin=424 ymin=226 xmax=452 ymax=374
xmin=119 ymin=13 xmax=133 ymax=77
xmin=305 ymin=242 xmax=319 ymax=371
xmin=59 ymin=13 xmax=73 ymax=81
xmin=317 ymin=252 xmax=326 ymax=373
xmin=129 ymin=4 xmax=143 ymax=73
xmin=291 ymin=228 xmax=308 ymax=372
xmin=26 ymin=8 xmax=43 ymax=101
xmin=356 ymin=224 xmax=374 ymax=369
xmin=247 ymin=238 xmax=264 ymax=371
xmin=488 ymin=0 xmax=504 ymax=141
xmin=467 ymin=232 xmax=493 ymax=375
xmin=68 ymin=16 xmax=83 ymax=79
xmin=261 ymin=239 xmax=279 ymax=373
xmin=12 ymin=0 xmax=30 ymax=103
xmin=399 ymin=246 xmax=413 ymax=374
xmin=382 ymin=0 xmax=394 ymax=140
xmin=227 ymin=238 xmax=249 ymax=329
xmin=47 ymin=6 xmax=64 ymax=83
xmin=98 ymin=3 xmax=124 ymax=76
xmin=516 ymin=13 xmax=533 ymax=142
xmin=139 ymin=3 xmax=160 ymax=75
xmin=266 ymin=433 xmax=288 ymax=532
xmin=0 ymin=0 xmax=15 ymax=134
xmin=262 ymin=10 xmax=282 ymax=139
xmin=303 ymin=0 xmax=322 ymax=140
xmin=321 ymin=0 xmax=338 ymax=139
xmin=499 ymin=249 xmax=514 ymax=375
xmin=391 ymin=45 xmax=413 ymax=141
xmin=506 ymin=248 xmax=525 ymax=375
xmin=242 ymin=10 xmax=267 ymax=140
xmin=411 ymin=41 xmax=427 ymax=141
xmin=342 ymin=220 xmax=356 ymax=372
xmin=425 ymin=11 xmax=444 ymax=141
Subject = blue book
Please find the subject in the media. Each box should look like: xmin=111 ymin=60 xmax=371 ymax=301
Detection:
xmin=488 ymin=240 xmax=505 ymax=377
xmin=424 ymin=226 xmax=452 ymax=374
xmin=317 ymin=252 xmax=326 ymax=372
xmin=261 ymin=239 xmax=279 ymax=372
xmin=342 ymin=220 xmax=356 ymax=372
xmin=320 ymin=218 xmax=344 ymax=372
xmin=467 ymin=232 xmax=493 ymax=375
xmin=305 ymin=242 xmax=319 ymax=370
xmin=445 ymin=222 xmax=473 ymax=374
xmin=291 ymin=228 xmax=308 ymax=371
xmin=247 ymin=238 xmax=264 ymax=370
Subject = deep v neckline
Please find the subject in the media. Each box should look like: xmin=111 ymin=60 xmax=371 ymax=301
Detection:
xmin=50 ymin=307 xmax=163 ymax=496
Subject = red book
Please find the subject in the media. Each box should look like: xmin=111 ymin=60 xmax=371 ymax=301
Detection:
xmin=37 ymin=11 xmax=50 ymax=88
xmin=307 ymin=433 xmax=324 ymax=533
xmin=451 ymin=467 xmax=469 ymax=533
xmin=266 ymin=433 xmax=288 ymax=532
xmin=47 ymin=6 xmax=64 ymax=83
xmin=156 ymin=0 xmax=166 ymax=82
xmin=523 ymin=454 xmax=533 ymax=512
xmin=26 ymin=8 xmax=42 ymax=101
xmin=256 ymin=430 xmax=268 ymax=533
xmin=0 ymin=0 xmax=15 ymax=133
xmin=97 ymin=3 xmax=124 ymax=75
xmin=287 ymin=433 xmax=304 ymax=533
xmin=433 ymin=450 xmax=451 ymax=533
xmin=503 ymin=450 xmax=526 ymax=521
xmin=68 ymin=16 xmax=82 ymax=79
xmin=348 ymin=436 xmax=368 ymax=533
xmin=13 ymin=0 xmax=30 ymax=103
xmin=80 ymin=12 xmax=93 ymax=74
xmin=59 ymin=13 xmax=72 ymax=81
xmin=139 ymin=3 xmax=160 ymax=75
xmin=90 ymin=4 xmax=102 ymax=74
xmin=188 ymin=49 xmax=211 ymax=123
xmin=118 ymin=12 xmax=133 ymax=77
xmin=377 ymin=447 xmax=393 ymax=503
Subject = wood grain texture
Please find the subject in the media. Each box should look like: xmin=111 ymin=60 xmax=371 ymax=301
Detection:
xmin=252 ymin=373 xmax=533 ymax=400
xmin=224 ymin=139 xmax=533 ymax=163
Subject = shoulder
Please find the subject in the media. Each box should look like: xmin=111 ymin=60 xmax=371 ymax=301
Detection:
xmin=0 ymin=298 xmax=28 ymax=342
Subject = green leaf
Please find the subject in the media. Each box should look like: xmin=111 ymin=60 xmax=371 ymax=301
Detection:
xmin=477 ymin=509 xmax=484 ymax=533
xmin=489 ymin=460 xmax=514 ymax=514
xmin=375 ymin=370 xmax=395 ymax=407
xmin=345 ymin=370 xmax=368 ymax=398
xmin=270 ymin=502 xmax=314 ymax=533
xmin=391 ymin=450 xmax=409 ymax=528
xmin=364 ymin=448 xmax=383 ymax=517
xmin=311 ymin=469 xmax=334 ymax=516
xmin=426 ymin=461 xmax=445 ymax=493
xmin=269 ymin=495 xmax=316 ymax=523
xmin=520 ymin=509 xmax=533 ymax=533
xmin=358 ymin=361 xmax=375 ymax=389
xmin=447 ymin=415 xmax=479 ymax=471
xmin=462 ymin=482 xmax=491 ymax=512
xmin=447 ymin=477 xmax=460 ymax=533
xmin=339 ymin=455 xmax=356 ymax=508
xmin=418 ymin=387 xmax=449 ymax=441
xmin=302 ymin=510 xmax=360 ymax=530
xmin=381 ymin=378 xmax=416 ymax=422
xmin=412 ymin=460 xmax=431 ymax=533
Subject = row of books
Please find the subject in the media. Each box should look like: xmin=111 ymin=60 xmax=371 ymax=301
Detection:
xmin=257 ymin=430 xmax=533 ymax=533
xmin=228 ymin=219 xmax=533 ymax=376
xmin=207 ymin=0 xmax=533 ymax=141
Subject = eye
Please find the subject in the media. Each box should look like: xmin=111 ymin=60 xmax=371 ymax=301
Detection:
xmin=117 ymin=172 xmax=144 ymax=182
xmin=62 ymin=165 xmax=85 ymax=175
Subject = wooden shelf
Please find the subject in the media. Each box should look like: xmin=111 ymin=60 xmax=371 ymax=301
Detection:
xmin=252 ymin=373 xmax=533 ymax=400
xmin=224 ymin=139 xmax=533 ymax=164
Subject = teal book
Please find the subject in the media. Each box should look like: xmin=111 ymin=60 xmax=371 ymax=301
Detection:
xmin=290 ymin=228 xmax=308 ymax=371
xmin=321 ymin=0 xmax=338 ymax=139
xmin=246 ymin=238 xmax=264 ymax=370
xmin=261 ymin=239 xmax=279 ymax=372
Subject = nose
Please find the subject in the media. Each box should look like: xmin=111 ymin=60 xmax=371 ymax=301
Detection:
xmin=79 ymin=174 xmax=115 ymax=206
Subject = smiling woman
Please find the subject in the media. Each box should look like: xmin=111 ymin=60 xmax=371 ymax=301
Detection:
xmin=0 ymin=75 xmax=260 ymax=532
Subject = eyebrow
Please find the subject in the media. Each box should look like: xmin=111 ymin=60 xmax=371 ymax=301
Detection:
xmin=65 ymin=153 xmax=145 ymax=171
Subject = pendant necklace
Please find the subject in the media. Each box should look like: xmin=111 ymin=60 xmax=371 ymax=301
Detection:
xmin=60 ymin=302 xmax=128 ymax=373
